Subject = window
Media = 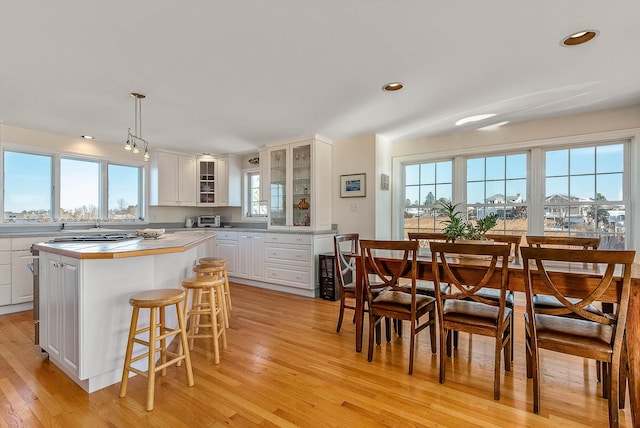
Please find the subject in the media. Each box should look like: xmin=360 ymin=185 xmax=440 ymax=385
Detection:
xmin=2 ymin=148 xmax=144 ymax=224
xmin=403 ymin=160 xmax=452 ymax=237
xmin=3 ymin=151 xmax=53 ymax=222
xmin=544 ymin=143 xmax=626 ymax=248
xmin=398 ymin=139 xmax=630 ymax=249
xmin=466 ymin=153 xmax=528 ymax=234
xmin=108 ymin=164 xmax=141 ymax=220
xmin=244 ymin=170 xmax=267 ymax=218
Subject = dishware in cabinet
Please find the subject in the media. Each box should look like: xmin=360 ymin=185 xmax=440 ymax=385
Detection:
xmin=197 ymin=155 xmax=217 ymax=205
xmin=266 ymin=136 xmax=332 ymax=230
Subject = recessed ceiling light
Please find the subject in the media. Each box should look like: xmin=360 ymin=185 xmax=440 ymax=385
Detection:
xmin=382 ymin=82 xmax=404 ymax=92
xmin=81 ymin=135 xmax=94 ymax=140
xmin=455 ymin=114 xmax=497 ymax=126
xmin=561 ymin=30 xmax=598 ymax=46
xmin=479 ymin=121 xmax=509 ymax=130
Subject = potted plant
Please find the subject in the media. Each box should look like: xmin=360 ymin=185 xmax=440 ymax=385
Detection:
xmin=439 ymin=200 xmax=498 ymax=243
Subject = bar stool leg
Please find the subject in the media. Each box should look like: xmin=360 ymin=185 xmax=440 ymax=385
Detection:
xmin=223 ymin=269 xmax=232 ymax=311
xmin=208 ymin=287 xmax=221 ymax=364
xmin=146 ymin=307 xmax=158 ymax=411
xmin=119 ymin=306 xmax=139 ymax=399
xmin=216 ymin=286 xmax=228 ymax=349
xmin=160 ymin=306 xmax=167 ymax=377
xmin=176 ymin=300 xmax=194 ymax=386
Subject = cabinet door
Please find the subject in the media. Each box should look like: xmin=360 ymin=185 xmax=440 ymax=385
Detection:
xmin=268 ymin=147 xmax=288 ymax=227
xmin=11 ymin=250 xmax=33 ymax=304
xmin=0 ymin=251 xmax=11 ymax=306
xmin=217 ymin=241 xmax=238 ymax=276
xmin=179 ymin=155 xmax=197 ymax=205
xmin=237 ymin=234 xmax=251 ymax=278
xmin=60 ymin=257 xmax=79 ymax=373
xmin=197 ymin=157 xmax=217 ymax=206
xmin=291 ymin=143 xmax=312 ymax=229
xmin=250 ymin=234 xmax=264 ymax=281
xmin=153 ymin=151 xmax=179 ymax=206
xmin=217 ymin=157 xmax=229 ymax=206
xmin=45 ymin=257 xmax=62 ymax=360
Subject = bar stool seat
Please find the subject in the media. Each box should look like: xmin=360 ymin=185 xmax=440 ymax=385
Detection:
xmin=198 ymin=257 xmax=232 ymax=312
xmin=119 ymin=288 xmax=194 ymax=411
xmin=182 ymin=275 xmax=228 ymax=364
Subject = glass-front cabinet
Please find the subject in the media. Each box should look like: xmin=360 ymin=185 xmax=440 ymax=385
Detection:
xmin=197 ymin=155 xmax=216 ymax=206
xmin=266 ymin=136 xmax=332 ymax=230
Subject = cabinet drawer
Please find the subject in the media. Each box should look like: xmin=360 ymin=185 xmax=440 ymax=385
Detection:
xmin=264 ymin=265 xmax=311 ymax=289
xmin=264 ymin=233 xmax=312 ymax=245
xmin=215 ymin=230 xmax=237 ymax=240
xmin=264 ymin=245 xmax=311 ymax=266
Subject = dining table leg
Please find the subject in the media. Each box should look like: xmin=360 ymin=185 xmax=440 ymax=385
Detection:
xmin=355 ymin=257 xmax=363 ymax=352
xmin=627 ymin=283 xmax=639 ymax=426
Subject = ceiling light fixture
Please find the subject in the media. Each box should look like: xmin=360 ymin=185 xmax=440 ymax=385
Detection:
xmin=124 ymin=92 xmax=150 ymax=161
xmin=561 ymin=30 xmax=598 ymax=46
xmin=455 ymin=113 xmax=497 ymax=126
xmin=81 ymin=135 xmax=94 ymax=140
xmin=382 ymin=82 xmax=404 ymax=92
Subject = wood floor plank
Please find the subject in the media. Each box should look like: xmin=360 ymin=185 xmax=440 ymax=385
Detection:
xmin=0 ymin=283 xmax=633 ymax=427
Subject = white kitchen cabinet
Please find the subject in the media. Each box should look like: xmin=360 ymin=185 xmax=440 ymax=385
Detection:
xmin=0 ymin=239 xmax=11 ymax=306
xmin=150 ymin=150 xmax=197 ymax=206
xmin=259 ymin=148 xmax=269 ymax=203
xmin=215 ymin=230 xmax=238 ymax=276
xmin=197 ymin=154 xmax=242 ymax=207
xmin=6 ymin=236 xmax=53 ymax=306
xmin=266 ymin=136 xmax=332 ymax=231
xmin=238 ymin=232 xmax=264 ymax=281
xmin=41 ymin=253 xmax=79 ymax=376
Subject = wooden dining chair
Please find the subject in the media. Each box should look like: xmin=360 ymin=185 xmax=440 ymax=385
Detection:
xmin=333 ymin=233 xmax=359 ymax=332
xmin=520 ymin=246 xmax=635 ymax=427
xmin=430 ymin=242 xmax=512 ymax=400
xmin=360 ymin=239 xmax=437 ymax=374
xmin=407 ymin=232 xmax=449 ymax=297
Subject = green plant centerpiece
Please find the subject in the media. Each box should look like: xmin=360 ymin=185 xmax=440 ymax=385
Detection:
xmin=439 ymin=200 xmax=498 ymax=242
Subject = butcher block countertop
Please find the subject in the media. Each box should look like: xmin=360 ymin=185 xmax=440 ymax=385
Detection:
xmin=32 ymin=231 xmax=215 ymax=260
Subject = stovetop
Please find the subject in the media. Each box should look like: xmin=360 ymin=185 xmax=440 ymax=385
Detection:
xmin=50 ymin=233 xmax=139 ymax=243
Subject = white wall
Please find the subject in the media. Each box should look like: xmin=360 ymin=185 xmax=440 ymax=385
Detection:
xmin=374 ymin=135 xmax=392 ymax=239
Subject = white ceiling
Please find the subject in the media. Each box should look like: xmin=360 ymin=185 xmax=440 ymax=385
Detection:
xmin=1 ymin=1 xmax=639 ymax=155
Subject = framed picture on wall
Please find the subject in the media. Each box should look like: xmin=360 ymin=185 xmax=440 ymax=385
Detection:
xmin=340 ymin=173 xmax=366 ymax=198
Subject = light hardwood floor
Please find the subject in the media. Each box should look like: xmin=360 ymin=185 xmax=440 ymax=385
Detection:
xmin=0 ymin=283 xmax=633 ymax=427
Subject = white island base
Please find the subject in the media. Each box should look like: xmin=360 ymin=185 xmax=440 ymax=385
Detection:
xmin=36 ymin=233 xmax=211 ymax=393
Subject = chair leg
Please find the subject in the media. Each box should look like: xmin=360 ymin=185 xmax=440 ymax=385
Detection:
xmin=494 ymin=336 xmax=501 ymax=400
xmin=367 ymin=314 xmax=377 ymax=362
xmin=146 ymin=307 xmax=158 ymax=411
xmin=429 ymin=312 xmax=436 ymax=354
xmin=336 ymin=296 xmax=345 ymax=332
xmin=453 ymin=330 xmax=459 ymax=349
xmin=159 ymin=306 xmax=167 ymax=377
xmin=175 ymin=301 xmax=194 ymax=387
xmin=385 ymin=318 xmax=391 ymax=343
xmin=602 ymin=363 xmax=610 ymax=399
xmin=525 ymin=331 xmax=533 ymax=379
xmin=439 ymin=328 xmax=447 ymax=384
xmin=620 ymin=342 xmax=628 ymax=409
xmin=408 ymin=319 xmax=416 ymax=375
xmin=609 ymin=361 xmax=620 ymax=428
xmin=597 ymin=360 xmax=602 ymax=382
xmin=119 ymin=307 xmax=139 ymax=399
xmin=531 ymin=344 xmax=541 ymax=414
xmin=446 ymin=329 xmax=453 ymax=357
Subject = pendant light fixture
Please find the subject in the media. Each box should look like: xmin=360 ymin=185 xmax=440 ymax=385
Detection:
xmin=124 ymin=92 xmax=150 ymax=161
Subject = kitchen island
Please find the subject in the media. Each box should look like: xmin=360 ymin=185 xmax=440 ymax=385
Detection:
xmin=32 ymin=231 xmax=214 ymax=393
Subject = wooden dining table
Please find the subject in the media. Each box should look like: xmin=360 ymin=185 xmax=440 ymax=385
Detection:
xmin=353 ymin=250 xmax=640 ymax=426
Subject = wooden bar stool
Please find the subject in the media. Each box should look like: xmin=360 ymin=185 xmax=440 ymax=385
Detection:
xmin=119 ymin=288 xmax=194 ymax=411
xmin=198 ymin=257 xmax=232 ymax=312
xmin=181 ymin=275 xmax=228 ymax=364
xmin=193 ymin=264 xmax=229 ymax=328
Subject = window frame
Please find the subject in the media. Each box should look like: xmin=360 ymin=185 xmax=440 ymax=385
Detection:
xmin=242 ymin=167 xmax=267 ymax=221
xmin=393 ymin=130 xmax=636 ymax=250
xmin=2 ymin=144 xmax=147 ymax=226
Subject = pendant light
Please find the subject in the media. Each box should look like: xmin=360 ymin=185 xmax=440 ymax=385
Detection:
xmin=124 ymin=92 xmax=150 ymax=161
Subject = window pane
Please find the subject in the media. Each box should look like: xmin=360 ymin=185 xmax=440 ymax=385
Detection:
xmin=108 ymin=164 xmax=140 ymax=220
xmin=485 ymin=156 xmax=504 ymax=181
xmin=570 ymin=175 xmax=595 ymax=200
xmin=60 ymin=158 xmax=100 ymax=221
xmin=597 ymin=144 xmax=623 ymax=174
xmin=486 ymin=180 xmax=505 ymax=201
xmin=570 ymin=146 xmax=595 ymax=175
xmin=546 ymin=150 xmax=568 ymax=177
xmin=596 ymin=173 xmax=623 ymax=201
xmin=436 ymin=161 xmax=452 ymax=183
xmin=506 ymin=153 xmax=526 ymax=179
xmin=3 ymin=151 xmax=52 ymax=222
xmin=435 ymin=184 xmax=452 ymax=202
xmin=405 ymin=186 xmax=420 ymax=206
xmin=467 ymin=182 xmax=484 ymax=204
xmin=545 ymin=177 xmax=568 ymax=199
xmin=420 ymin=163 xmax=435 ymax=184
xmin=405 ymin=164 xmax=420 ymax=185
xmin=420 ymin=185 xmax=435 ymax=205
xmin=467 ymin=157 xmax=484 ymax=181
xmin=506 ymin=179 xmax=526 ymax=203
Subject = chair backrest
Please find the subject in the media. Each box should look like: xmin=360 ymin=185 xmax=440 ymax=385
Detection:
xmin=360 ymin=239 xmax=418 ymax=303
xmin=525 ymin=235 xmax=600 ymax=250
xmin=429 ymin=242 xmax=511 ymax=308
xmin=485 ymin=233 xmax=523 ymax=263
xmin=407 ymin=232 xmax=448 ymax=249
xmin=333 ymin=234 xmax=359 ymax=294
xmin=520 ymin=246 xmax=635 ymax=337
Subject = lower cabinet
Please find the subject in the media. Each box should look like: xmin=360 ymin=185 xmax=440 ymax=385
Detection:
xmin=238 ymin=232 xmax=264 ymax=281
xmin=216 ymin=231 xmax=238 ymax=276
xmin=41 ymin=253 xmax=79 ymax=376
xmin=0 ymin=240 xmax=11 ymax=306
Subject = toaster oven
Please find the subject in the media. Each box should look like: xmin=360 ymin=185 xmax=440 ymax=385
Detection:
xmin=198 ymin=215 xmax=221 ymax=227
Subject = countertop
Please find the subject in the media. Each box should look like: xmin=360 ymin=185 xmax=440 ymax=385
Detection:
xmin=32 ymin=231 xmax=215 ymax=260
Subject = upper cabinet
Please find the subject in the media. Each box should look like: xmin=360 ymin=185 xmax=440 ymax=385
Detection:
xmin=196 ymin=154 xmax=242 ymax=207
xmin=266 ymin=136 xmax=332 ymax=231
xmin=150 ymin=151 xmax=197 ymax=206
